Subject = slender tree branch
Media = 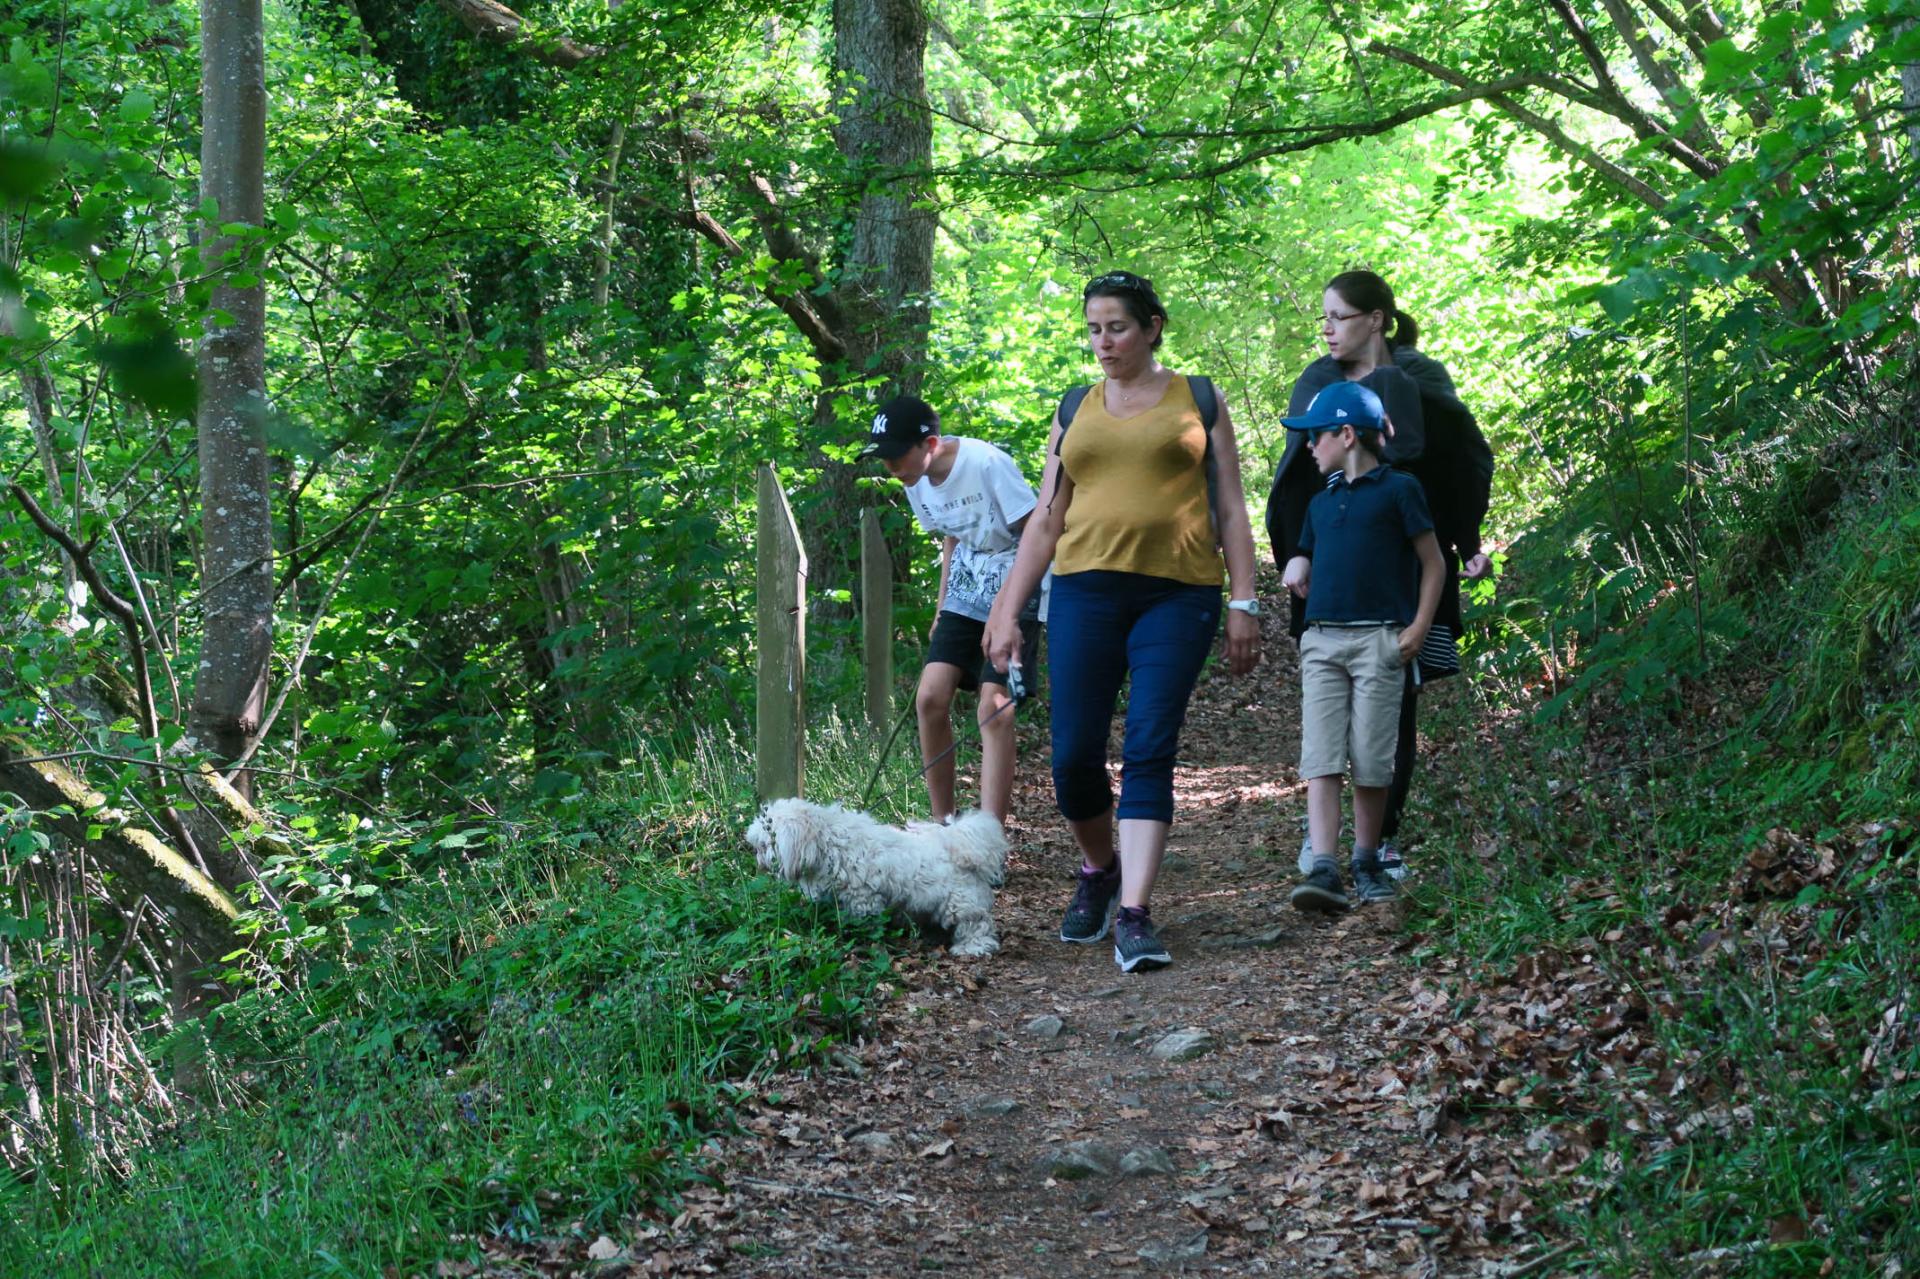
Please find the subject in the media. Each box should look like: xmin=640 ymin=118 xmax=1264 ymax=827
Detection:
xmin=1321 ymin=0 xmax=1374 ymax=114
xmin=431 ymin=0 xmax=603 ymax=68
xmin=740 ymin=173 xmax=848 ymax=337
xmin=1597 ymin=0 xmax=1690 ymax=108
xmin=1166 ymin=72 xmax=1569 ymax=183
xmin=1545 ymin=0 xmax=1721 ymax=179
xmin=651 ymin=200 xmax=847 ymax=363
xmin=9 ymin=484 xmax=155 ymax=736
xmin=7 ymin=482 xmax=207 ymax=870
xmin=1362 ymin=44 xmax=1671 ymax=210
xmin=1637 ymin=0 xmax=1711 ymax=60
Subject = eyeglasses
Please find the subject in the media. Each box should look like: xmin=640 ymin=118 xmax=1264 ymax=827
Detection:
xmin=1321 ymin=309 xmax=1367 ymax=327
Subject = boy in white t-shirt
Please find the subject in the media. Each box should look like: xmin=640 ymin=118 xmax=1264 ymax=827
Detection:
xmin=862 ymin=395 xmax=1045 ymax=824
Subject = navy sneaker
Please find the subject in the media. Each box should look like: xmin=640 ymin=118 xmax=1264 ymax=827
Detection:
xmin=1060 ymin=863 xmax=1121 ymax=943
xmin=1112 ymin=908 xmax=1172 ymax=972
xmin=1378 ymin=840 xmax=1409 ymax=881
xmin=1351 ymin=856 xmax=1399 ymax=904
xmin=1290 ymin=862 xmax=1351 ymax=914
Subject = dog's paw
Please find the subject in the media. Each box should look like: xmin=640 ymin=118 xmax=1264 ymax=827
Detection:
xmin=948 ymin=921 xmax=999 ymax=958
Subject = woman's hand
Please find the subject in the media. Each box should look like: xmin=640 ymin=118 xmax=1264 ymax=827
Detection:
xmin=1224 ymin=608 xmax=1261 ymax=675
xmin=982 ymin=609 xmax=1023 ymax=673
xmin=1461 ymin=552 xmax=1492 ymax=580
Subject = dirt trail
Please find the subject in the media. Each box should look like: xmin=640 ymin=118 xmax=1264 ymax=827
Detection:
xmin=646 ymin=610 xmax=1544 ymax=1277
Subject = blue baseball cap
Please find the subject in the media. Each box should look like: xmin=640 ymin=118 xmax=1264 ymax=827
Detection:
xmin=1279 ymin=381 xmax=1385 ymax=433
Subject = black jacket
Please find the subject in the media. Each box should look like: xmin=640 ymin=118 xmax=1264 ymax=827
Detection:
xmin=1265 ymin=349 xmax=1491 ymax=638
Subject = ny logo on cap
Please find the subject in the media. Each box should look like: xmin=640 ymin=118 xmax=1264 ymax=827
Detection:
xmin=871 ymin=413 xmax=889 ymax=435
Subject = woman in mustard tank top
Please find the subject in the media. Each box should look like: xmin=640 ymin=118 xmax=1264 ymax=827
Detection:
xmin=983 ymin=271 xmax=1262 ymax=973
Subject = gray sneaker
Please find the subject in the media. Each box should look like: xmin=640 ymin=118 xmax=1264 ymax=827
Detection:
xmin=1113 ymin=910 xmax=1172 ymax=972
xmin=1060 ymin=864 xmax=1121 ymax=943
xmin=1290 ymin=862 xmax=1351 ymax=914
xmin=1296 ymin=835 xmax=1316 ymax=876
xmin=1378 ymin=840 xmax=1409 ymax=881
xmin=1351 ymin=856 xmax=1399 ymax=904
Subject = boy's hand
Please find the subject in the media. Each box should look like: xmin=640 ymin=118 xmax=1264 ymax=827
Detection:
xmin=1398 ymin=624 xmax=1429 ymax=665
xmin=1282 ymin=555 xmax=1312 ymax=599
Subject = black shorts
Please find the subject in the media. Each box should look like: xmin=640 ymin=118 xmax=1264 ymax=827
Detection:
xmin=926 ymin=611 xmax=1042 ymax=694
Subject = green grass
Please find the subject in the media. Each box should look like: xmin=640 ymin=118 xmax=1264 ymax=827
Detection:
xmin=0 ymin=722 xmax=904 ymax=1277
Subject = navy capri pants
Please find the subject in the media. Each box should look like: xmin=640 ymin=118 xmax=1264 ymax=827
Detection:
xmin=1046 ymin=570 xmax=1221 ymax=825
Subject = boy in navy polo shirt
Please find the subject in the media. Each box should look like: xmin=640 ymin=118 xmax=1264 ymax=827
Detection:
xmin=1279 ymin=382 xmax=1443 ymax=911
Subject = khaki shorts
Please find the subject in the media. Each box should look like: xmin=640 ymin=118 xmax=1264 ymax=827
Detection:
xmin=1298 ymin=624 xmax=1405 ymax=787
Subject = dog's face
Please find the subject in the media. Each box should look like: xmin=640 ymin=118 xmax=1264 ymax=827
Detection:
xmin=745 ymin=798 xmax=824 ymax=882
xmin=744 ymin=810 xmax=776 ymax=871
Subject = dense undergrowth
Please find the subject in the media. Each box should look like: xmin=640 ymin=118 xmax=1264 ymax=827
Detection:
xmin=1407 ymin=371 xmax=1920 ymax=1275
xmin=0 ymin=727 xmax=901 ymax=1277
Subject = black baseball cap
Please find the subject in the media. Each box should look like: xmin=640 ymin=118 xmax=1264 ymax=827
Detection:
xmin=860 ymin=395 xmax=940 ymax=459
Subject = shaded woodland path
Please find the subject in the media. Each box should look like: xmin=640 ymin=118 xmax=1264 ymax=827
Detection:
xmin=569 ymin=604 xmax=1553 ymax=1277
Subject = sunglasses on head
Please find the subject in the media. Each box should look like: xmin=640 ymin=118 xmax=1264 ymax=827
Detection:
xmin=1084 ymin=271 xmax=1148 ymax=295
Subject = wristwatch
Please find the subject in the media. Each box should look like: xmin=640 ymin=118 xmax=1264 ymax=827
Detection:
xmin=1226 ymin=598 xmax=1262 ymax=617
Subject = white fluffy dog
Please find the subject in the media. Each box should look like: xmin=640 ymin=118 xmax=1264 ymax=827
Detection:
xmin=746 ymin=799 xmax=1007 ymax=957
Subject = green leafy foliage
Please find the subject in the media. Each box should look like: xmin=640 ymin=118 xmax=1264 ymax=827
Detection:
xmin=0 ymin=729 xmax=897 ymax=1275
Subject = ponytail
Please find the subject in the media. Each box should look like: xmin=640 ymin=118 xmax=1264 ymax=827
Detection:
xmin=1389 ymin=307 xmax=1420 ymax=351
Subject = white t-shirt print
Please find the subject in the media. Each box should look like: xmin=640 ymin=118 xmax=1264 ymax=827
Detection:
xmin=904 ymin=438 xmax=1048 ymax=623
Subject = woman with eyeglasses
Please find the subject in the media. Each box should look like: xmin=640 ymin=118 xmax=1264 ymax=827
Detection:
xmin=1264 ymin=269 xmax=1494 ymax=896
xmin=983 ymin=270 xmax=1262 ymax=974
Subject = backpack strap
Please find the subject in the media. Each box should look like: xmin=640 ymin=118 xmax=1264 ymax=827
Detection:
xmin=1187 ymin=376 xmax=1223 ymax=545
xmin=1051 ymin=385 xmax=1092 ymax=454
xmin=1188 ymin=375 xmax=1218 ymax=430
xmin=1044 ymin=385 xmax=1091 ymax=513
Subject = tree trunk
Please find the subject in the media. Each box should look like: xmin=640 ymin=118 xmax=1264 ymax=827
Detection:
xmin=1903 ymin=26 xmax=1920 ymax=166
xmin=813 ymin=0 xmax=935 ymax=600
xmin=0 ymin=738 xmax=242 ymax=960
xmin=192 ymin=0 xmax=274 ymax=791
xmin=831 ymin=0 xmax=935 ymax=396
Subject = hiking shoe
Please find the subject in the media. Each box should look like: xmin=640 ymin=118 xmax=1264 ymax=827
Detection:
xmin=1351 ymin=856 xmax=1399 ymax=904
xmin=1113 ymin=908 xmax=1172 ymax=973
xmin=1378 ymin=840 xmax=1409 ymax=881
xmin=1290 ymin=862 xmax=1351 ymax=914
xmin=1296 ymin=835 xmax=1316 ymax=876
xmin=1059 ymin=864 xmax=1121 ymax=943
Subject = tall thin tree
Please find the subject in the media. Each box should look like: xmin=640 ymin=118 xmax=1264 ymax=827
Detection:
xmin=192 ymin=0 xmax=274 ymax=793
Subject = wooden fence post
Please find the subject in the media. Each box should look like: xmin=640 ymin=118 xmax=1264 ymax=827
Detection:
xmin=860 ymin=508 xmax=891 ymax=734
xmin=756 ymin=465 xmax=805 ymax=801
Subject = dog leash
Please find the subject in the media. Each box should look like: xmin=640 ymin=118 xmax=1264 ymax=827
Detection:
xmin=860 ymin=662 xmax=1026 ymax=809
